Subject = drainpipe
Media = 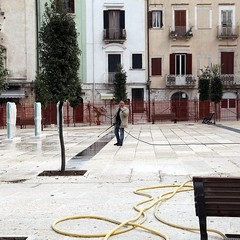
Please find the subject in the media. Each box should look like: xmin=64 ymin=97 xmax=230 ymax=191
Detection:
xmin=92 ymin=0 xmax=95 ymax=105
xmin=146 ymin=0 xmax=151 ymax=122
xmin=35 ymin=0 xmax=40 ymax=74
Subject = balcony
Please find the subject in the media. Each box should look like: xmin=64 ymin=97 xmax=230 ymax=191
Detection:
xmin=166 ymin=75 xmax=196 ymax=88
xmin=103 ymin=28 xmax=126 ymax=44
xmin=105 ymin=72 xmax=116 ymax=84
xmin=217 ymin=26 xmax=239 ymax=40
xmin=220 ymin=74 xmax=240 ymax=89
xmin=169 ymin=26 xmax=193 ymax=41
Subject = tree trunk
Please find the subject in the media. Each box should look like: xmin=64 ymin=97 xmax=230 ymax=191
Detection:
xmin=214 ymin=103 xmax=216 ymax=124
xmin=58 ymin=101 xmax=66 ymax=173
xmin=73 ymin=107 xmax=76 ymax=127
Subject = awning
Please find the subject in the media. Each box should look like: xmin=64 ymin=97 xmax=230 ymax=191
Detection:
xmin=100 ymin=93 xmax=114 ymax=100
xmin=0 ymin=89 xmax=25 ymax=98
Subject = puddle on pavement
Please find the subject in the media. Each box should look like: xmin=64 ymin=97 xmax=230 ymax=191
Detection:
xmin=67 ymin=132 xmax=114 ymax=169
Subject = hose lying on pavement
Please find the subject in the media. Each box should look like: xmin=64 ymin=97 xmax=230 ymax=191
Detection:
xmin=52 ymin=179 xmax=225 ymax=240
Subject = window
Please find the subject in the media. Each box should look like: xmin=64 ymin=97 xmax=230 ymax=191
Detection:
xmin=132 ymin=54 xmax=142 ymax=69
xmin=174 ymin=10 xmax=186 ymax=34
xmin=151 ymin=58 xmax=162 ymax=76
xmin=56 ymin=0 xmax=74 ymax=13
xmin=108 ymin=54 xmax=121 ymax=83
xmin=221 ymin=10 xmax=232 ymax=27
xmin=104 ymin=10 xmax=125 ymax=40
xmin=170 ymin=53 xmax=192 ymax=75
xmin=221 ymin=52 xmax=234 ymax=74
xmin=196 ymin=6 xmax=212 ymax=29
xmin=148 ymin=10 xmax=163 ymax=28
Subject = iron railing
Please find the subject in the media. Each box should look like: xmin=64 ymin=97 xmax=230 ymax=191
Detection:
xmin=104 ymin=72 xmax=116 ymax=84
xmin=169 ymin=26 xmax=193 ymax=40
xmin=166 ymin=75 xmax=196 ymax=87
xmin=1 ymin=100 xmax=240 ymax=128
xmin=217 ymin=25 xmax=239 ymax=39
xmin=221 ymin=74 xmax=240 ymax=86
xmin=103 ymin=28 xmax=126 ymax=43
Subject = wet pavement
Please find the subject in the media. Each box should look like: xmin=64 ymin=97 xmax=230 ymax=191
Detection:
xmin=67 ymin=132 xmax=115 ymax=170
xmin=0 ymin=122 xmax=240 ymax=239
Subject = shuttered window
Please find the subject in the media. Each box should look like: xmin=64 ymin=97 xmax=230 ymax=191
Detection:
xmin=132 ymin=54 xmax=142 ymax=69
xmin=63 ymin=0 xmax=74 ymax=13
xmin=169 ymin=53 xmax=192 ymax=75
xmin=148 ymin=11 xmax=163 ymax=28
xmin=151 ymin=58 xmax=162 ymax=75
xmin=103 ymin=10 xmax=125 ymax=29
xmin=221 ymin=52 xmax=234 ymax=74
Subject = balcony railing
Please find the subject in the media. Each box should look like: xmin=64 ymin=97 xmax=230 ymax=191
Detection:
xmin=103 ymin=28 xmax=126 ymax=44
xmin=105 ymin=72 xmax=116 ymax=84
xmin=220 ymin=74 xmax=240 ymax=86
xmin=217 ymin=26 xmax=239 ymax=40
xmin=166 ymin=75 xmax=196 ymax=87
xmin=169 ymin=26 xmax=193 ymax=40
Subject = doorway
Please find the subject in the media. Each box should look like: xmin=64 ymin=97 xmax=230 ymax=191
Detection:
xmin=171 ymin=91 xmax=188 ymax=120
xmin=132 ymin=88 xmax=144 ymax=113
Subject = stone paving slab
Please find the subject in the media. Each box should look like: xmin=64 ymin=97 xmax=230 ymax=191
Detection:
xmin=0 ymin=122 xmax=240 ymax=239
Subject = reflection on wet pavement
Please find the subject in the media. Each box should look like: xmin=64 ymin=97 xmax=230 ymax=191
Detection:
xmin=66 ymin=132 xmax=114 ymax=169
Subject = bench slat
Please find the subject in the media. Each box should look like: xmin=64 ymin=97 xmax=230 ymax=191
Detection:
xmin=193 ymin=176 xmax=240 ymax=239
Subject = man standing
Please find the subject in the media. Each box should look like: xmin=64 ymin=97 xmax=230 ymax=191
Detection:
xmin=113 ymin=101 xmax=129 ymax=146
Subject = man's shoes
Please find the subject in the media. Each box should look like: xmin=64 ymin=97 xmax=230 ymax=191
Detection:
xmin=114 ymin=143 xmax=122 ymax=146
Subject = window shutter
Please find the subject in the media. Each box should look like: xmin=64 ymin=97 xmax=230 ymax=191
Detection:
xmin=148 ymin=11 xmax=152 ymax=28
xmin=69 ymin=0 xmax=74 ymax=13
xmin=120 ymin=10 xmax=125 ymax=29
xmin=104 ymin=10 xmax=109 ymax=29
xmin=160 ymin=11 xmax=163 ymax=28
xmin=152 ymin=58 xmax=162 ymax=75
xmin=170 ymin=54 xmax=175 ymax=74
xmin=221 ymin=52 xmax=234 ymax=74
xmin=186 ymin=54 xmax=192 ymax=74
xmin=227 ymin=11 xmax=232 ymax=26
xmin=222 ymin=11 xmax=226 ymax=25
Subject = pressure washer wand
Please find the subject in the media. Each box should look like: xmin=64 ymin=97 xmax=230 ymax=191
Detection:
xmin=97 ymin=124 xmax=114 ymax=137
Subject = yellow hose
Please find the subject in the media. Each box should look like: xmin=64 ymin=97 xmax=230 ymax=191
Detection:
xmin=52 ymin=179 xmax=225 ymax=239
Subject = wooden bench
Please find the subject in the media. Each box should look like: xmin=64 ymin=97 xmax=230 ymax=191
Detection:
xmin=193 ymin=176 xmax=240 ymax=240
xmin=202 ymin=112 xmax=215 ymax=124
xmin=18 ymin=117 xmax=34 ymax=129
xmin=152 ymin=113 xmax=177 ymax=124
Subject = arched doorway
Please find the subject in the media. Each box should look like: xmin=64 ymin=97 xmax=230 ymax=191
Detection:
xmin=171 ymin=91 xmax=189 ymax=120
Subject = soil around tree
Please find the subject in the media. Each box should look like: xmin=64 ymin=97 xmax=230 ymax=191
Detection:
xmin=38 ymin=170 xmax=87 ymax=176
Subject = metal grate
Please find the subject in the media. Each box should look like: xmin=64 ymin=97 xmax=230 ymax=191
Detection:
xmin=225 ymin=234 xmax=240 ymax=240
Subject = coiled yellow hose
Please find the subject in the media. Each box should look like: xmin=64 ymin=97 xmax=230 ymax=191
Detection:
xmin=52 ymin=179 xmax=225 ymax=239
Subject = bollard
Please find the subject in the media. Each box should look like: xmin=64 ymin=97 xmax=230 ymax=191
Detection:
xmin=7 ymin=102 xmax=17 ymax=139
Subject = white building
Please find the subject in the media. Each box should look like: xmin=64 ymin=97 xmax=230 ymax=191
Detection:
xmin=84 ymin=0 xmax=147 ymax=108
xmin=0 ymin=0 xmax=36 ymax=104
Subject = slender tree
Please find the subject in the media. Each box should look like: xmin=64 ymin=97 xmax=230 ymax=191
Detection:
xmin=198 ymin=64 xmax=223 ymax=124
xmin=69 ymin=84 xmax=82 ymax=127
xmin=0 ymin=48 xmax=8 ymax=94
xmin=36 ymin=0 xmax=81 ymax=172
xmin=113 ymin=64 xmax=127 ymax=103
xmin=210 ymin=64 xmax=223 ymax=104
xmin=198 ymin=66 xmax=211 ymax=101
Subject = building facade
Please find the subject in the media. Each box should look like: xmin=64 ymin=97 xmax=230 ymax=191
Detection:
xmin=0 ymin=0 xmax=36 ymax=104
xmin=148 ymin=0 xmax=240 ymax=104
xmin=1 ymin=0 xmax=240 ymax=114
xmin=83 ymin=0 xmax=146 ymax=106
